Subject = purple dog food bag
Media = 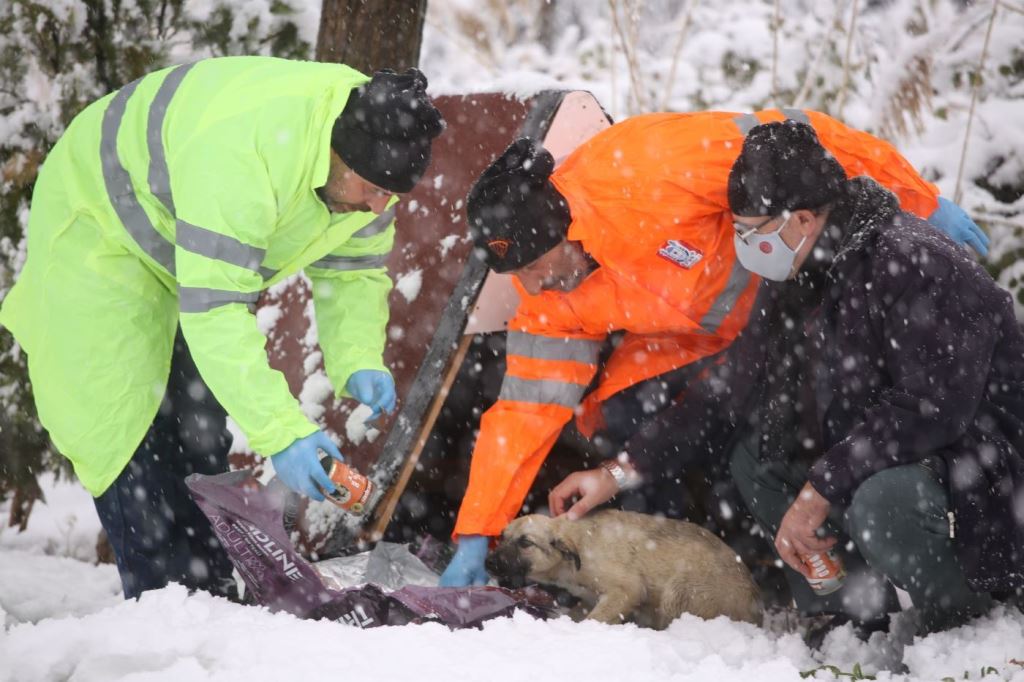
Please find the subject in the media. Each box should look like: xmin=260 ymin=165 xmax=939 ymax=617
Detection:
xmin=186 ymin=471 xmax=553 ymax=628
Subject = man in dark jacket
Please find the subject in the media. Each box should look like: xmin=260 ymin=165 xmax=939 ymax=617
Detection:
xmin=716 ymin=120 xmax=1024 ymax=633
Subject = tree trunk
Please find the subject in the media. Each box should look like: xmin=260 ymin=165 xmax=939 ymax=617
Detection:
xmin=315 ymin=0 xmax=428 ymax=73
xmin=8 ymin=480 xmax=43 ymax=532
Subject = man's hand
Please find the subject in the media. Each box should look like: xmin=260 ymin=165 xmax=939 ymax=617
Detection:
xmin=270 ymin=430 xmax=344 ymax=501
xmin=346 ymin=370 xmax=397 ymax=420
xmin=775 ymin=481 xmax=835 ymax=577
xmin=548 ymin=465 xmax=622 ymax=520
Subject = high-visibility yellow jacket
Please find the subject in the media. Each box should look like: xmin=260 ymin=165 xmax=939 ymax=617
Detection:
xmin=454 ymin=109 xmax=940 ymax=537
xmin=0 ymin=56 xmax=396 ymax=496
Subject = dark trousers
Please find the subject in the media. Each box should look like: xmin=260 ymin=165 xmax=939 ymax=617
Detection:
xmin=595 ymin=360 xmax=712 ymax=519
xmin=729 ymin=432 xmax=993 ymax=632
xmin=94 ymin=331 xmax=236 ymax=600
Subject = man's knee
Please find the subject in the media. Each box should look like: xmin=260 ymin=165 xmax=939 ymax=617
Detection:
xmin=846 ymin=464 xmax=948 ymax=559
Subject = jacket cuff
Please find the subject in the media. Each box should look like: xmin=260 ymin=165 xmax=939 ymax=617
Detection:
xmin=332 ymin=356 xmax=391 ymax=399
xmin=807 ymin=444 xmax=858 ymax=507
xmin=453 ymin=505 xmax=505 ymax=539
xmin=246 ymin=411 xmax=318 ymax=457
xmin=622 ymin=445 xmax=655 ymax=480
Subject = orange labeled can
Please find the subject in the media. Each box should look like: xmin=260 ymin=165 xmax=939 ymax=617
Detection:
xmin=802 ymin=549 xmax=846 ymax=595
xmin=319 ymin=457 xmax=374 ymax=514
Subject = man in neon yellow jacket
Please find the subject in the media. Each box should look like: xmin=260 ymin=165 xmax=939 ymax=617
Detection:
xmin=0 ymin=57 xmax=445 ymax=598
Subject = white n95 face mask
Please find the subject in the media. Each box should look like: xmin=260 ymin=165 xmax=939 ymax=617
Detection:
xmin=733 ymin=214 xmax=807 ymax=281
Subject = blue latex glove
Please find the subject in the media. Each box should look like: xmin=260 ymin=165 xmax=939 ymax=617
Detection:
xmin=270 ymin=430 xmax=344 ymax=501
xmin=439 ymin=535 xmax=490 ymax=587
xmin=928 ymin=197 xmax=990 ymax=257
xmin=346 ymin=369 xmax=397 ymax=422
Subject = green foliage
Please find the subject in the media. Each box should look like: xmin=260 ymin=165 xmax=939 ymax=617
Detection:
xmin=940 ymin=665 xmax=1004 ymax=681
xmin=996 ymin=47 xmax=1024 ymax=85
xmin=800 ymin=662 xmax=875 ymax=680
xmin=721 ymin=50 xmax=759 ymax=88
xmin=190 ymin=0 xmax=311 ymax=60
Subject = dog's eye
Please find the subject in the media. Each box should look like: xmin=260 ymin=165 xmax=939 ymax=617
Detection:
xmin=516 ymin=537 xmax=534 ymax=549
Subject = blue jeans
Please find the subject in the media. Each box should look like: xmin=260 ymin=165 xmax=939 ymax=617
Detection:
xmin=94 ymin=331 xmax=236 ymax=600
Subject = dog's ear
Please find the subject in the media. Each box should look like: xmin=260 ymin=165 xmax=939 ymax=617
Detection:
xmin=550 ymin=538 xmax=581 ymax=571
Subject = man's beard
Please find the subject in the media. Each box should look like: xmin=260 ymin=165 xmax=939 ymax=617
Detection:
xmin=543 ymin=267 xmax=589 ymax=293
xmin=315 ymin=186 xmax=370 ymax=213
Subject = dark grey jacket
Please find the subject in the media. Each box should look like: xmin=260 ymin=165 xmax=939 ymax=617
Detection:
xmin=806 ymin=190 xmax=1024 ymax=592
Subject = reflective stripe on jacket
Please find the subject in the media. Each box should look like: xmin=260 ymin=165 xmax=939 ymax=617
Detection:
xmin=454 ymin=108 xmax=940 ymax=537
xmin=0 ymin=57 xmax=395 ymax=495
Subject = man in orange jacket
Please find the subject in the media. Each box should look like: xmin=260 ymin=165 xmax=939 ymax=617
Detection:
xmin=439 ymin=108 xmax=988 ymax=587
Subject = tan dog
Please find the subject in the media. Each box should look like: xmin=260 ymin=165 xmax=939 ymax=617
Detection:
xmin=485 ymin=510 xmax=762 ymax=629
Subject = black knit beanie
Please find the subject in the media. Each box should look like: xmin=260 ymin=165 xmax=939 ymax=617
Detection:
xmin=728 ymin=120 xmax=848 ymax=217
xmin=332 ymin=68 xmax=445 ymax=193
xmin=467 ymin=138 xmax=572 ymax=273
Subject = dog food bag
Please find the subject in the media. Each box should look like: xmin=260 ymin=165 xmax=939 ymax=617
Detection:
xmin=186 ymin=470 xmax=554 ymax=628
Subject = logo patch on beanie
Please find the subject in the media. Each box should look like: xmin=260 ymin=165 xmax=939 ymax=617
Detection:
xmin=658 ymin=240 xmax=703 ymax=269
xmin=488 ymin=239 xmax=511 ymax=259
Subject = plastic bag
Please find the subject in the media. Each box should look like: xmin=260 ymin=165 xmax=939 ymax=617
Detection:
xmin=314 ymin=542 xmax=441 ymax=591
xmin=186 ymin=470 xmax=553 ymax=628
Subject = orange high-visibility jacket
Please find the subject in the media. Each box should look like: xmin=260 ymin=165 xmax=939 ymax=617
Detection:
xmin=454 ymin=108 xmax=940 ymax=537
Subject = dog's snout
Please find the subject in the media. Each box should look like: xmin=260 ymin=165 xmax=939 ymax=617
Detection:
xmin=484 ymin=545 xmax=513 ymax=575
xmin=483 ymin=553 xmax=502 ymax=575
xmin=485 ymin=544 xmax=530 ymax=588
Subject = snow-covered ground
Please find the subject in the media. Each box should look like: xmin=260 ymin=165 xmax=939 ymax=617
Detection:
xmin=2 ymin=2 xmax=1023 ymax=680
xmin=2 ymin=475 xmax=1023 ymax=682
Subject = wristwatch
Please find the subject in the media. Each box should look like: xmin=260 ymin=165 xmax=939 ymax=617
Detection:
xmin=600 ymin=458 xmax=641 ymax=492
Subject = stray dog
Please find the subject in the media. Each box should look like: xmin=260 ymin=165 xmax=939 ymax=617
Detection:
xmin=486 ymin=510 xmax=762 ymax=629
